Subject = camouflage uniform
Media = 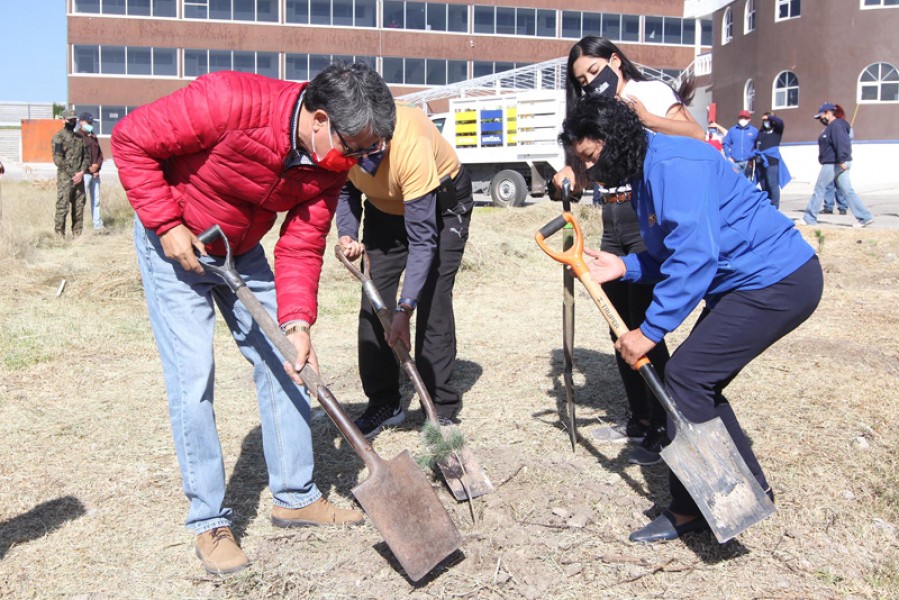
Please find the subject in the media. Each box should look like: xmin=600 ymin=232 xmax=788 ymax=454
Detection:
xmin=52 ymin=110 xmax=89 ymax=236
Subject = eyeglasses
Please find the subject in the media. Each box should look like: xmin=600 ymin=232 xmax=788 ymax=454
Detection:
xmin=332 ymin=126 xmax=383 ymax=158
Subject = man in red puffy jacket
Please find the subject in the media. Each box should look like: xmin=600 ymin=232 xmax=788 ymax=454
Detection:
xmin=112 ymin=62 xmax=395 ymax=575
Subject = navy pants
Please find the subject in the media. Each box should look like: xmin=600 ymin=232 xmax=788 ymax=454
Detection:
xmin=667 ymin=256 xmax=823 ymax=516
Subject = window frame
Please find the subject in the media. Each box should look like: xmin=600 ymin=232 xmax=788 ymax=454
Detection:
xmin=722 ymin=7 xmax=733 ymax=44
xmin=744 ymin=0 xmax=756 ymax=34
xmin=744 ymin=79 xmax=756 ymax=113
xmin=772 ymin=70 xmax=800 ymax=109
xmin=858 ymin=62 xmax=899 ymax=103
xmin=775 ymin=0 xmax=801 ymax=22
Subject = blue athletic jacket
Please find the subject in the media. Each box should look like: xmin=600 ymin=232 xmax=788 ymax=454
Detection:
xmin=622 ymin=133 xmax=816 ymax=343
xmin=723 ymin=124 xmax=759 ymax=162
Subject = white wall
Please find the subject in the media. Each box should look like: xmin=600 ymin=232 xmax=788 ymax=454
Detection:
xmin=779 ymin=143 xmax=899 ymax=193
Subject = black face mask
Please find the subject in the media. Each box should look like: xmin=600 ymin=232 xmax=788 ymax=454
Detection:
xmin=819 ymin=117 xmax=830 ymax=126
xmin=65 ymin=120 xmax=76 ymax=130
xmin=582 ymin=64 xmax=619 ymax=98
xmin=585 ymin=143 xmax=635 ymax=189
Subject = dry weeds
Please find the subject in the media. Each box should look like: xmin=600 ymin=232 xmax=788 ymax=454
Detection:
xmin=0 ymin=180 xmax=897 ymax=599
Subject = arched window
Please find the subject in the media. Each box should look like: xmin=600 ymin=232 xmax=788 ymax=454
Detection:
xmin=744 ymin=79 xmax=756 ymax=113
xmin=722 ymin=7 xmax=733 ymax=44
xmin=744 ymin=0 xmax=756 ymax=33
xmin=773 ymin=71 xmax=799 ymax=108
xmin=859 ymin=62 xmax=899 ymax=102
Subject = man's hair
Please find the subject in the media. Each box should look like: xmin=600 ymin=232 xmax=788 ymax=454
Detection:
xmin=559 ymin=94 xmax=647 ymax=189
xmin=304 ymin=61 xmax=396 ymax=140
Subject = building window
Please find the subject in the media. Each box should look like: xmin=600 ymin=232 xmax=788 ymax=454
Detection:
xmin=701 ymin=19 xmax=712 ymax=45
xmin=285 ymin=53 xmax=376 ymax=81
xmin=73 ymin=104 xmax=137 ymax=136
xmin=722 ymin=7 xmax=733 ymax=44
xmin=645 ymin=16 xmax=693 ymax=44
xmin=386 ymin=1 xmax=460 ymax=31
xmin=536 ymin=9 xmax=555 ymax=37
xmin=859 ymin=62 xmax=899 ymax=102
xmin=744 ymin=79 xmax=755 ymax=113
xmin=74 ymin=45 xmax=101 ymax=73
xmin=182 ymin=0 xmax=279 ymax=21
xmin=74 ymin=0 xmax=175 ymax=15
xmin=183 ymin=49 xmax=280 ymax=77
xmin=745 ymin=0 xmax=756 ymax=33
xmin=862 ymin=0 xmax=899 ymax=7
xmin=776 ymin=0 xmax=800 ymax=21
xmin=773 ymin=71 xmax=799 ymax=108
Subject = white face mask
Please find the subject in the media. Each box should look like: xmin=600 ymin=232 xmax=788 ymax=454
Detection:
xmin=738 ymin=119 xmax=750 ymax=128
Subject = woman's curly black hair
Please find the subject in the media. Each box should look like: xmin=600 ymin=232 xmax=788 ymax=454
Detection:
xmin=559 ymin=95 xmax=648 ymax=189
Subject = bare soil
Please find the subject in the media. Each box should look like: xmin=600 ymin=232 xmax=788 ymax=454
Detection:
xmin=1 ymin=184 xmax=897 ymax=599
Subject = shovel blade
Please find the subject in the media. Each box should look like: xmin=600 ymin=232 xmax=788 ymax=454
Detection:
xmin=661 ymin=418 xmax=776 ymax=543
xmin=353 ymin=450 xmax=462 ymax=582
xmin=437 ymin=446 xmax=494 ymax=501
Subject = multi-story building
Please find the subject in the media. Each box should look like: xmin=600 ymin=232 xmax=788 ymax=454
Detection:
xmin=66 ymin=0 xmax=713 ymax=155
xmin=686 ymin=0 xmax=898 ymax=184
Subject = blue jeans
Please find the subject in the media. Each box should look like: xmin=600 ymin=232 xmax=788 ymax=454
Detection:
xmin=803 ymin=162 xmax=873 ymax=225
xmin=134 ymin=218 xmax=321 ymax=534
xmin=83 ymin=173 xmax=103 ymax=228
xmin=734 ymin=160 xmax=753 ymax=179
xmin=757 ymin=161 xmax=780 ymax=209
xmin=822 ymin=180 xmax=847 ymax=212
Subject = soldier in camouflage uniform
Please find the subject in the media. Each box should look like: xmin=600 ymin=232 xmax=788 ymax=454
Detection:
xmin=52 ymin=109 xmax=89 ymax=237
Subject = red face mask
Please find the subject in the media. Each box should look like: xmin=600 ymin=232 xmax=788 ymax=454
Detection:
xmin=311 ymin=119 xmax=358 ymax=172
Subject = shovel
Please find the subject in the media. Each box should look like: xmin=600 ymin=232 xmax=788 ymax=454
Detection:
xmin=560 ymin=179 xmax=578 ymax=451
xmin=535 ymin=212 xmax=776 ymax=543
xmin=196 ymin=225 xmax=462 ymax=582
xmin=335 ymin=245 xmax=494 ymax=501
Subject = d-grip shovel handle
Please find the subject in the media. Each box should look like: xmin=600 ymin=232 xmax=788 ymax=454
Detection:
xmin=196 ymin=225 xmax=380 ymax=471
xmin=535 ymin=212 xmax=587 ymax=277
xmin=334 ymin=245 xmax=440 ymax=423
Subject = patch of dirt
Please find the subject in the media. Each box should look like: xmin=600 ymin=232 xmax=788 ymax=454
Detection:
xmin=1 ymin=198 xmax=898 ymax=598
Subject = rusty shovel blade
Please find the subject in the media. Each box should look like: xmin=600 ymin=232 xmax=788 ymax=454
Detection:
xmin=353 ymin=449 xmax=463 ymax=582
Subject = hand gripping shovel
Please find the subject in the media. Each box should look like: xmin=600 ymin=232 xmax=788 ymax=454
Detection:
xmin=196 ymin=225 xmax=461 ymax=582
xmin=560 ymin=179 xmax=578 ymax=451
xmin=535 ymin=213 xmax=776 ymax=543
xmin=335 ymin=246 xmax=494 ymax=501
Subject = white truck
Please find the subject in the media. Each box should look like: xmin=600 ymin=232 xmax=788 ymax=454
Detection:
xmin=429 ymin=89 xmax=569 ymax=208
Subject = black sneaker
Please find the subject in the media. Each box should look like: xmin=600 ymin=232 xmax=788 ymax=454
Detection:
xmin=628 ymin=424 xmax=667 ymax=465
xmin=591 ymin=418 xmax=649 ymax=444
xmin=354 ymin=404 xmax=405 ymax=439
xmin=820 ymin=208 xmax=834 ymax=214
xmin=838 ymin=209 xmax=847 ymax=215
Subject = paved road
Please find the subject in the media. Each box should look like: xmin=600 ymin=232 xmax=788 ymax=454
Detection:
xmin=476 ymin=181 xmax=899 ymax=231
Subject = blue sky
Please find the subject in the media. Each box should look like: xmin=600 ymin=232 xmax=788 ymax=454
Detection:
xmin=0 ymin=0 xmax=67 ymax=103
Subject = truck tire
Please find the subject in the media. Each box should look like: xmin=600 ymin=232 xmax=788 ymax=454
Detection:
xmin=489 ymin=170 xmax=528 ymax=208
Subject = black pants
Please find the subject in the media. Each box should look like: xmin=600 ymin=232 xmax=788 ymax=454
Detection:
xmin=359 ymin=169 xmax=473 ymax=419
xmin=600 ymin=201 xmax=669 ymax=426
xmin=667 ymin=256 xmax=823 ymax=516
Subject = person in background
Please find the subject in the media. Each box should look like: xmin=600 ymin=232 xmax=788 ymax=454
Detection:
xmin=821 ymin=181 xmax=848 ymax=215
xmin=78 ymin=112 xmax=104 ymax=230
xmin=705 ymin=122 xmax=726 ymax=155
xmin=560 ymin=94 xmax=822 ymax=544
xmin=112 ymin=63 xmax=396 ymax=576
xmin=552 ymin=35 xmax=705 ymax=467
xmin=722 ymin=110 xmax=758 ymax=179
xmin=337 ymin=101 xmax=473 ymax=437
xmin=802 ymin=103 xmax=874 ymax=228
xmin=753 ymin=111 xmax=791 ymax=210
xmin=51 ymin=109 xmax=89 ymax=237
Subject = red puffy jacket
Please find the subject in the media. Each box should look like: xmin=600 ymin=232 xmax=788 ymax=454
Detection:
xmin=112 ymin=71 xmax=347 ymax=326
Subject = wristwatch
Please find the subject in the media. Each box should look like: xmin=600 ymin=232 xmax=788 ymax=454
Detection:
xmin=395 ymin=297 xmax=417 ymax=316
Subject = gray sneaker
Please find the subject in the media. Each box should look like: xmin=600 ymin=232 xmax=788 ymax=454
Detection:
xmin=591 ymin=418 xmax=648 ymax=444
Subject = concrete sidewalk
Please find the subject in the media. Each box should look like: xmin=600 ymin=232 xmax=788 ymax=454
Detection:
xmin=778 ymin=180 xmax=899 ymax=231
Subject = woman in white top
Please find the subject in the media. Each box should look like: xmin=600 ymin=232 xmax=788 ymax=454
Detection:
xmin=552 ymin=36 xmax=704 ymax=466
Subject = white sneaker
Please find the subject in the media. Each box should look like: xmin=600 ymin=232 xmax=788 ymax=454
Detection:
xmin=852 ymin=219 xmax=874 ymax=228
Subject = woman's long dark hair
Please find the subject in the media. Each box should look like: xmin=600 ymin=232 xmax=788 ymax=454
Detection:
xmin=559 ymin=95 xmax=648 ymax=189
xmin=563 ymin=35 xmax=694 ymax=186
xmin=565 ymin=35 xmax=696 ymax=112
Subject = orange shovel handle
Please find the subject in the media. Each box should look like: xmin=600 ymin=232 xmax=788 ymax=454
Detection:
xmin=534 ymin=212 xmax=589 ymax=277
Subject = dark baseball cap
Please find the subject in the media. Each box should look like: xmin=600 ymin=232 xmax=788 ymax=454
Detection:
xmin=814 ymin=103 xmax=836 ymax=118
xmin=79 ymin=112 xmax=94 ymax=123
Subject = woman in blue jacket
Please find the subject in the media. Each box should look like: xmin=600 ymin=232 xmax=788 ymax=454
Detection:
xmin=560 ymin=95 xmax=823 ymax=543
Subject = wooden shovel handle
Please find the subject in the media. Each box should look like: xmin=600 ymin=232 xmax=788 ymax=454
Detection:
xmin=196 ymin=226 xmax=382 ymax=472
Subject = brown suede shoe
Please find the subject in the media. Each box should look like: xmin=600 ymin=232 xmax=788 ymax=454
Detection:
xmin=271 ymin=497 xmax=365 ymax=528
xmin=195 ymin=526 xmax=250 ymax=575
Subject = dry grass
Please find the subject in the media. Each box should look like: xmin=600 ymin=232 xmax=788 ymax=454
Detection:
xmin=1 ymin=180 xmax=897 ymax=599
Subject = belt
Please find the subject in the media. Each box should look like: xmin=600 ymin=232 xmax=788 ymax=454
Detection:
xmin=601 ymin=190 xmax=632 ymax=204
